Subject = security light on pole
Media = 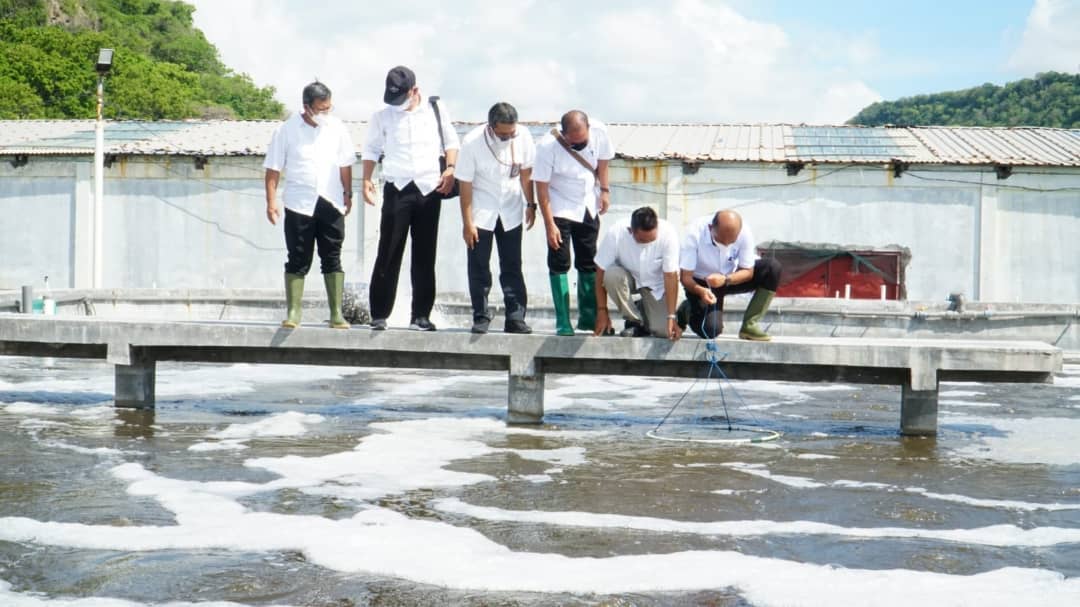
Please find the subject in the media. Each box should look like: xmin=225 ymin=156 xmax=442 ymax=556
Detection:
xmin=93 ymin=48 xmax=113 ymax=288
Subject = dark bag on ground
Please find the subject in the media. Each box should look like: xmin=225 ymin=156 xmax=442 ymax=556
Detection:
xmin=430 ymin=96 xmax=460 ymax=199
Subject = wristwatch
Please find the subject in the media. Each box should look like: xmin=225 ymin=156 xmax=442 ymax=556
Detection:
xmin=527 ymin=203 xmax=538 ymax=210
xmin=343 ymin=190 xmax=353 ymax=197
xmin=667 ymin=314 xmax=677 ymax=320
xmin=600 ymin=186 xmax=610 ymax=193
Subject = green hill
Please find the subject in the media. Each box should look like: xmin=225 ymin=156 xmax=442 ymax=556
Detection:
xmin=0 ymin=0 xmax=284 ymax=120
xmin=849 ymin=72 xmax=1080 ymax=128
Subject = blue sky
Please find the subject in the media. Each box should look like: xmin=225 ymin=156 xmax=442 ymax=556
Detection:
xmin=189 ymin=0 xmax=1078 ymax=124
xmin=733 ymin=0 xmax=1037 ymax=98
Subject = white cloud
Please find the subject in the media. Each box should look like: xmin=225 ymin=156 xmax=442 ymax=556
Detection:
xmin=189 ymin=0 xmax=881 ymax=124
xmin=1008 ymin=0 xmax=1080 ymax=74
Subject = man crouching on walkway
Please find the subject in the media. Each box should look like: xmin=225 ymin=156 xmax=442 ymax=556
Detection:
xmin=594 ymin=206 xmax=682 ymax=341
xmin=678 ymin=209 xmax=781 ymax=340
xmin=264 ymin=81 xmax=356 ymax=329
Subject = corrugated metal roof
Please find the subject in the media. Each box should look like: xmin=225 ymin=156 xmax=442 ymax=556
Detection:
xmin=1 ymin=120 xmax=1078 ymax=167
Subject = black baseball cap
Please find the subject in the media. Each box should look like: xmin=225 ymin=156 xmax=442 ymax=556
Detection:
xmin=383 ymin=66 xmax=416 ymax=105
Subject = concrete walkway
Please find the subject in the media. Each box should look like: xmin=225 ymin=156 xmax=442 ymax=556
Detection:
xmin=0 ymin=315 xmax=1063 ymax=436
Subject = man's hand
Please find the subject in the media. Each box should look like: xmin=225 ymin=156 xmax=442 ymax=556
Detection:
xmin=266 ymin=202 xmax=281 ymax=225
xmin=463 ymin=222 xmax=479 ymax=250
xmin=699 ymin=285 xmax=717 ymax=305
xmin=598 ymin=190 xmax=611 ymax=215
xmin=594 ymin=308 xmax=613 ymax=337
xmin=344 ymin=194 xmax=354 ymax=216
xmin=545 ymin=221 xmax=562 ymax=250
xmin=667 ymin=318 xmax=682 ymax=341
xmin=706 ymin=273 xmax=727 ymax=289
xmin=525 ymin=206 xmax=537 ymax=230
xmin=436 ymin=168 xmax=455 ymax=195
xmin=363 ymin=179 xmax=378 ymax=206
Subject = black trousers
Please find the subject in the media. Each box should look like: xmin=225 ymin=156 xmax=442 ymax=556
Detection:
xmin=369 ymin=182 xmax=441 ymax=320
xmin=547 ymin=212 xmax=599 ymax=274
xmin=684 ymin=258 xmax=782 ymax=338
xmin=468 ymin=219 xmax=527 ymax=322
xmin=283 ymin=197 xmax=345 ymax=275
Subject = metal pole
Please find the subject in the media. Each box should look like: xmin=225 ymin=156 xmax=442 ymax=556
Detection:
xmin=21 ymin=286 xmax=33 ymax=314
xmin=93 ymin=76 xmax=105 ymax=288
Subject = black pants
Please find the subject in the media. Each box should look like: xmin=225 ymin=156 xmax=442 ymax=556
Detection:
xmin=684 ymin=258 xmax=782 ymax=338
xmin=547 ymin=212 xmax=599 ymax=273
xmin=369 ymin=182 xmax=441 ymax=320
xmin=468 ymin=219 xmax=527 ymax=322
xmin=283 ymin=197 xmax=345 ymax=275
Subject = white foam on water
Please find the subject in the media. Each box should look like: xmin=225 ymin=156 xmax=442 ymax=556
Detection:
xmin=3 ymin=364 xmax=359 ymax=398
xmin=721 ymin=463 xmax=829 ymax=489
xmin=503 ymin=446 xmax=587 ymax=467
xmin=0 ymin=580 xmax=289 ymax=607
xmin=367 ymin=373 xmax=489 ymax=398
xmin=723 ymin=462 xmax=1080 ymax=512
xmin=188 ymin=440 xmax=248 ymax=452
xmin=3 ymin=402 xmax=63 ymax=415
xmin=209 ymin=412 xmax=325 ymax=440
xmin=941 ymin=400 xmax=1002 ymax=408
xmin=1051 ymin=373 xmax=1080 ymax=388
xmin=711 ymin=489 xmax=767 ymax=496
xmin=39 ymin=439 xmax=131 ymax=457
xmin=18 ymin=419 xmax=73 ymax=430
xmin=947 ymin=415 xmax=1080 ymax=466
xmin=2 ymin=417 xmax=1079 ymax=604
xmin=432 ymin=497 xmax=1080 ymax=547
xmin=521 ymin=474 xmax=554 ymax=484
xmin=940 ymin=390 xmax=986 ymax=398
xmin=795 ymin=454 xmax=839 ymax=460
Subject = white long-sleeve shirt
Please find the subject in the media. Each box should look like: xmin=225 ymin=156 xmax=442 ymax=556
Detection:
xmin=362 ymin=98 xmax=460 ymax=196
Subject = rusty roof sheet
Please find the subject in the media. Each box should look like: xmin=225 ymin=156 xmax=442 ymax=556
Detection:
xmin=2 ymin=120 xmax=1078 ymax=167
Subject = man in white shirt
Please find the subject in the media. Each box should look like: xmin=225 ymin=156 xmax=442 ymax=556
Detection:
xmin=264 ymin=81 xmax=356 ymax=330
xmin=362 ymin=66 xmax=460 ymax=331
xmin=533 ymin=110 xmax=614 ymax=336
xmin=594 ymin=207 xmax=682 ymax=341
xmin=679 ymin=209 xmax=782 ymax=341
xmin=457 ymin=102 xmax=536 ymax=334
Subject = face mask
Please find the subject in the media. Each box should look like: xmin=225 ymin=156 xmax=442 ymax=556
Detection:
xmin=570 ymin=140 xmax=588 ymax=151
xmin=311 ymin=112 xmax=329 ymax=126
xmin=488 ymin=127 xmax=514 ymax=147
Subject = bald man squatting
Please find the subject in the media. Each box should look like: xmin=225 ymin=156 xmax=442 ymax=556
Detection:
xmin=677 ymin=209 xmax=782 ymax=341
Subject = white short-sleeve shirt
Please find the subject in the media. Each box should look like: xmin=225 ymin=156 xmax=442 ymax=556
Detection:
xmin=680 ymin=215 xmax=759 ymax=278
xmin=361 ymin=98 xmax=460 ymax=196
xmin=532 ymin=121 xmax=615 ymax=222
xmin=455 ymin=125 xmax=536 ymax=231
xmin=595 ymin=217 xmax=681 ymax=298
xmin=263 ymin=112 xmax=357 ymax=216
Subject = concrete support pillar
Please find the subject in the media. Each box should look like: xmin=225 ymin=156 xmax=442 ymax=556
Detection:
xmin=112 ymin=345 xmax=155 ymax=408
xmin=900 ymin=381 xmax=938 ymax=436
xmin=507 ymin=355 xmax=543 ymax=424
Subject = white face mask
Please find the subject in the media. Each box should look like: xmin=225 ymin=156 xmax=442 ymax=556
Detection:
xmin=311 ymin=112 xmax=329 ymax=126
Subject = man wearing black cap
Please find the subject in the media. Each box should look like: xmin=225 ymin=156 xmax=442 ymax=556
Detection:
xmin=362 ymin=66 xmax=460 ymax=331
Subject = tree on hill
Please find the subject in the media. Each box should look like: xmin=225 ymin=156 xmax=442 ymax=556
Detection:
xmin=0 ymin=0 xmax=284 ymax=120
xmin=849 ymin=72 xmax=1080 ymax=128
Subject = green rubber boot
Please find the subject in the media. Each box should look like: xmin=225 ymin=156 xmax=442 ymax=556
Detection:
xmin=576 ymin=270 xmax=597 ymax=332
xmin=738 ymin=288 xmax=775 ymax=341
xmin=323 ymin=272 xmax=350 ymax=329
xmin=282 ymin=273 xmax=304 ymax=329
xmin=550 ymin=273 xmax=575 ymax=336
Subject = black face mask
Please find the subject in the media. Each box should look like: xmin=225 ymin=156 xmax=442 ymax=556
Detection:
xmin=570 ymin=140 xmax=588 ymax=151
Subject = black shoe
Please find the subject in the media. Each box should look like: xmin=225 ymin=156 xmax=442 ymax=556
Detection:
xmin=371 ymin=318 xmax=387 ymax=331
xmin=471 ymin=318 xmax=490 ymax=334
xmin=504 ymin=319 xmax=532 ymax=334
xmin=410 ymin=317 xmax=437 ymax=331
xmin=619 ymin=321 xmax=648 ymax=337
